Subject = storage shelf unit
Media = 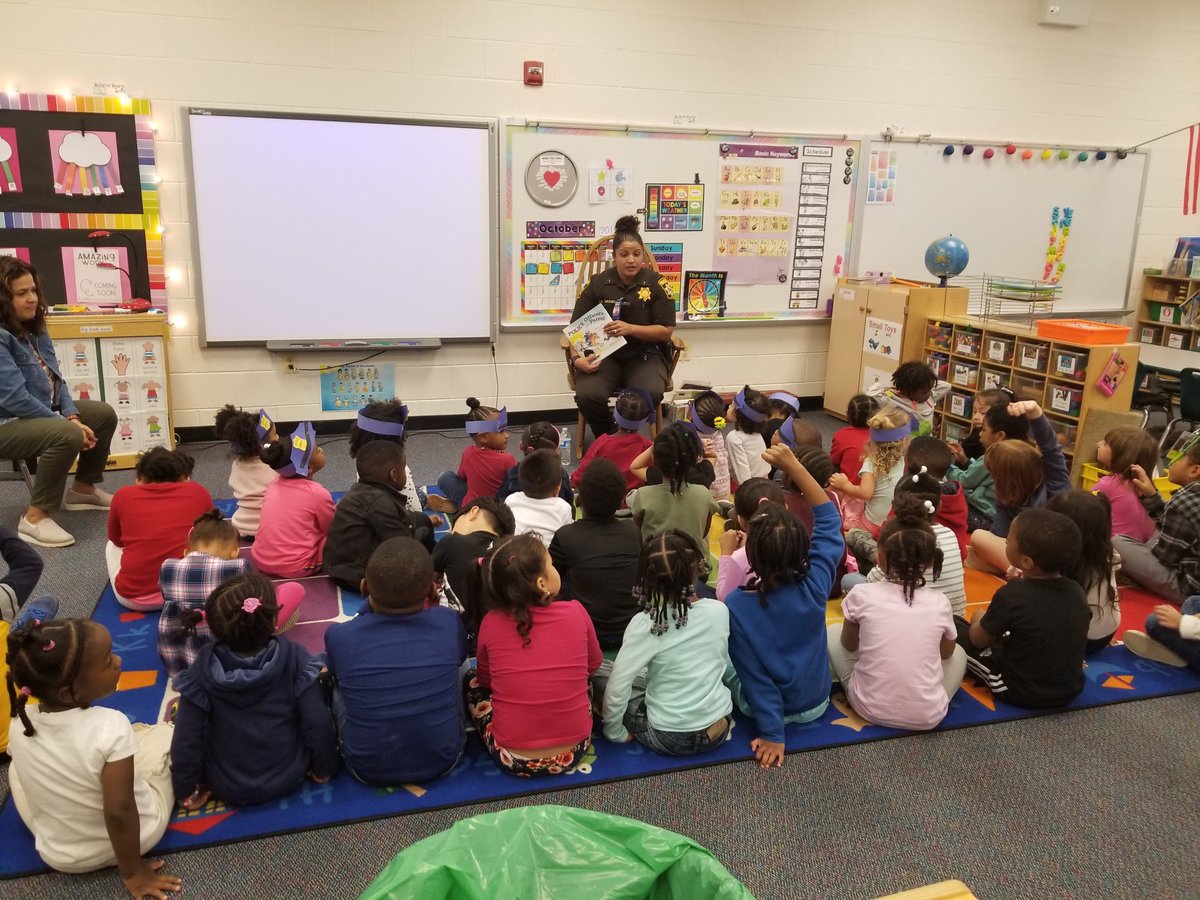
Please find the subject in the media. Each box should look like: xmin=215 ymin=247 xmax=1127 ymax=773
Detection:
xmin=1136 ymin=273 xmax=1200 ymax=352
xmin=923 ymin=315 xmax=1139 ymax=486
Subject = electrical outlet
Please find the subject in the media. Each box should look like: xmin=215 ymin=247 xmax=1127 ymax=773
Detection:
xmin=280 ymin=354 xmax=296 ymax=373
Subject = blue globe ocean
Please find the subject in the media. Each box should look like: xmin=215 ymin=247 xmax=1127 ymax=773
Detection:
xmin=925 ymin=236 xmax=970 ymax=286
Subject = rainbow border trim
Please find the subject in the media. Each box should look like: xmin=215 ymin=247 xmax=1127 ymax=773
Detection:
xmin=0 ymin=93 xmax=165 ymax=308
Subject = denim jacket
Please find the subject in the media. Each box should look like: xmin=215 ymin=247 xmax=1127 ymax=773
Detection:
xmin=0 ymin=327 xmax=77 ymax=425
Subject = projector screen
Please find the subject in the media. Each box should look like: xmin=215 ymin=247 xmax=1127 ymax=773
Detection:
xmin=185 ymin=109 xmax=497 ymax=346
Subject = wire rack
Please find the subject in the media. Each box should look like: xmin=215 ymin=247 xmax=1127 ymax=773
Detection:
xmin=949 ymin=274 xmax=1061 ymax=327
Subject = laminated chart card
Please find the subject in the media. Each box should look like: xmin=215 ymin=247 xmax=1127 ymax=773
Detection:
xmin=521 ymin=240 xmax=607 ymax=312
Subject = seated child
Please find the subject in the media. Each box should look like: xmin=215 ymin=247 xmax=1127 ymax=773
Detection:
xmin=772 ymin=415 xmax=823 ymax=451
xmin=968 ymin=401 xmax=1069 ymax=573
xmin=603 ymin=530 xmax=734 ymax=756
xmin=7 ymin=619 xmax=180 ymax=893
xmin=171 ymin=573 xmax=337 ymax=807
xmin=761 ymin=391 xmax=801 ymax=447
xmin=631 ymin=424 xmax=722 ymax=547
xmin=348 ymin=400 xmax=428 ymax=515
xmin=324 ymin=440 xmax=436 ymax=591
xmin=867 ymin=360 xmax=951 ymax=436
xmin=572 ymin=390 xmax=654 ymax=494
xmin=828 ymin=496 xmax=967 ymax=731
xmin=1047 ymin=491 xmax=1120 ymax=654
xmin=727 ymin=444 xmax=844 ymax=768
xmin=830 ymin=393 xmax=876 ymax=484
xmin=464 ymin=534 xmax=601 ymax=776
xmin=500 ymin=421 xmax=574 ymax=507
xmin=1092 ymin=425 xmax=1158 ymax=542
xmin=948 ymin=388 xmax=1009 ymax=465
xmin=907 ymin=436 xmax=968 ymax=558
xmin=1111 ymin=444 xmax=1200 ymax=605
xmin=1123 ymin=595 xmax=1200 ymax=672
xmin=632 ymin=421 xmax=717 ymax=492
xmin=550 ymin=459 xmax=643 ymax=647
xmin=159 ymin=509 xmax=251 ymax=678
xmin=431 ymin=398 xmax=515 ymax=514
xmin=717 ymin=477 xmax=785 ymax=602
xmin=779 ymin=445 xmax=837 ymax=539
xmin=431 ymin=497 xmax=515 ymax=640
xmin=214 ymin=404 xmax=278 ymax=538
xmin=250 ymin=422 xmax=334 ymax=578
xmin=325 ymin=537 xmax=467 ymax=784
xmin=829 ymin=406 xmax=911 ymax=538
xmin=505 ymin=449 xmax=574 ymax=547
xmin=107 ymin=447 xmax=213 ymax=611
xmin=725 ymin=385 xmax=771 ymax=486
xmin=957 ymin=509 xmax=1090 ymax=708
xmin=691 ymin=389 xmax=732 ymax=501
xmin=949 ymin=397 xmax=1028 ymax=533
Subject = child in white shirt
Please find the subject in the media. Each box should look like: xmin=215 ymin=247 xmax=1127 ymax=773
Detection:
xmin=505 ymin=449 xmax=573 ymax=547
xmin=724 ymin=385 xmax=771 ymax=486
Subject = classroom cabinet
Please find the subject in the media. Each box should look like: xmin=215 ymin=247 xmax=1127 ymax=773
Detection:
xmin=47 ymin=313 xmax=173 ymax=470
xmin=823 ymin=281 xmax=968 ymax=418
xmin=1137 ymin=273 xmax=1200 ymax=352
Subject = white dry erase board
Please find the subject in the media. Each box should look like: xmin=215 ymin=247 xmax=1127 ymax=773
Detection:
xmin=185 ymin=109 xmax=498 ymax=346
xmin=857 ymin=142 xmax=1148 ymax=313
xmin=503 ymin=122 xmax=863 ymax=328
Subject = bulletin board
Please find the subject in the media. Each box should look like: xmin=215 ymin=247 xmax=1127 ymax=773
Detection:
xmin=503 ymin=122 xmax=863 ymax=328
xmin=857 ymin=141 xmax=1148 ymax=313
xmin=0 ymin=93 xmax=165 ymax=308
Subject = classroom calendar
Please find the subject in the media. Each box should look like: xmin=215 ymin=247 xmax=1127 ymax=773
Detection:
xmin=520 ymin=240 xmax=611 ymax=312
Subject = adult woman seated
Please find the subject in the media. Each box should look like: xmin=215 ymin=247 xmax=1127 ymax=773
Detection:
xmin=569 ymin=215 xmax=677 ymax=440
xmin=0 ymin=257 xmax=117 ymax=548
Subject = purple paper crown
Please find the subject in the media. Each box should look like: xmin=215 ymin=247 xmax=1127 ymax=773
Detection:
xmin=870 ymin=423 xmax=912 ymax=443
xmin=769 ymin=392 xmax=800 ymax=414
xmin=465 ymin=407 xmax=508 ymax=434
xmin=254 ymin=408 xmax=274 ymax=440
xmin=777 ymin=416 xmax=800 ymax=449
xmin=278 ymin=422 xmax=317 ymax=477
xmin=614 ymin=388 xmax=655 ymax=431
xmin=734 ymin=388 xmax=766 ymax=424
xmin=356 ymin=405 xmax=407 ymax=438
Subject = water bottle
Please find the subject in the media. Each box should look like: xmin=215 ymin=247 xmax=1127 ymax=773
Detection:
xmin=559 ymin=431 xmax=572 ymax=466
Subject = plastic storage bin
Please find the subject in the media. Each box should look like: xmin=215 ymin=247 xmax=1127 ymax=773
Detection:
xmin=943 ymin=419 xmax=970 ymax=442
xmin=953 ymin=326 xmax=982 ymax=358
xmin=924 ymin=351 xmax=949 ymax=380
xmin=1035 ymin=319 xmax=1131 ymax=344
xmin=984 ymin=335 xmax=1015 ymax=365
xmin=948 ymin=391 xmax=974 ymax=419
xmin=1051 ymin=348 xmax=1088 ymax=380
xmin=1046 ymin=416 xmax=1078 ymax=451
xmin=926 ymin=321 xmax=953 ymax=351
xmin=1149 ymin=302 xmax=1183 ymax=326
xmin=1016 ymin=340 xmax=1049 ymax=373
xmin=1011 ymin=374 xmax=1045 ymax=403
xmin=1082 ymin=463 xmax=1179 ymax=499
xmin=1047 ymin=383 xmax=1083 ymax=416
xmin=980 ymin=366 xmax=1009 ymax=392
xmin=1140 ymin=324 xmax=1163 ymax=345
xmin=1166 ymin=330 xmax=1187 ymax=349
xmin=950 ymin=359 xmax=979 ymax=389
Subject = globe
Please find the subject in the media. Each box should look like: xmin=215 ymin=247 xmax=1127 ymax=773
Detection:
xmin=924 ymin=235 xmax=970 ymax=286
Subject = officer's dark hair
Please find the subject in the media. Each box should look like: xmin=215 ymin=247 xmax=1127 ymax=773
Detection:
xmin=612 ymin=215 xmax=645 ymax=251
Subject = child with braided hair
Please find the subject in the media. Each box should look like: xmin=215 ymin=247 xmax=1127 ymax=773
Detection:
xmin=827 ymin=495 xmax=967 ymax=731
xmin=691 ymin=389 xmax=731 ymax=501
xmin=630 ymin=423 xmax=722 ymax=546
xmin=571 ymin=391 xmax=654 ymax=493
xmin=6 ymin=619 xmax=181 ymax=895
xmin=602 ymin=530 xmax=734 ymax=755
xmin=499 ymin=420 xmax=574 ymax=506
xmin=170 ymin=573 xmax=336 ymax=807
xmin=726 ymin=443 xmax=844 ymax=768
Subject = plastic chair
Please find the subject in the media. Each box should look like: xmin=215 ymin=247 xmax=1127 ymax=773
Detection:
xmin=1132 ymin=360 xmax=1174 ymax=433
xmin=1158 ymin=367 xmax=1200 ymax=464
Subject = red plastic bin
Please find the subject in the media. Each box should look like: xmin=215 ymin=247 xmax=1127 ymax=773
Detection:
xmin=1035 ymin=319 xmax=1131 ymax=345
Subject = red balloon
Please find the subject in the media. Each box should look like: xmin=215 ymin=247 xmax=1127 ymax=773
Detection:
xmin=983 ymin=148 xmax=996 ymax=159
xmin=1006 ymin=144 xmax=1017 ymax=154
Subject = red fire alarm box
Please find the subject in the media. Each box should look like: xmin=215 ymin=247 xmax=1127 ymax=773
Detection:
xmin=524 ymin=61 xmax=544 ymax=86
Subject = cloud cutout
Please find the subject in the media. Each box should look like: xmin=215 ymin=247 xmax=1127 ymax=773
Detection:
xmin=57 ymin=131 xmax=111 ymax=167
xmin=0 ymin=137 xmax=11 ymax=164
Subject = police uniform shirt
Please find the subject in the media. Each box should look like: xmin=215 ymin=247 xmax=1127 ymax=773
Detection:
xmin=571 ymin=266 xmax=676 ymax=360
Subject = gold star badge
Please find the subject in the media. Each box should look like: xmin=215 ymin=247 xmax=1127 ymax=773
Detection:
xmin=637 ymin=286 xmax=651 ymax=301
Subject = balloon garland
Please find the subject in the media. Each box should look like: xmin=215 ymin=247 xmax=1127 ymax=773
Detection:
xmin=1043 ymin=206 xmax=1073 ymax=283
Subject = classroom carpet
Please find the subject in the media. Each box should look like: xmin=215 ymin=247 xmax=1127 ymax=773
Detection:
xmin=2 ymin=551 xmax=1198 ymax=879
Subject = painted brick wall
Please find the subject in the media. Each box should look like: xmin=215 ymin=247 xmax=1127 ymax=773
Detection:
xmin=2 ymin=0 xmax=1196 ymax=425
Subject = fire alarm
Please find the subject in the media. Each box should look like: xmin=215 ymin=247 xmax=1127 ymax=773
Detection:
xmin=524 ymin=61 xmax=544 ymax=86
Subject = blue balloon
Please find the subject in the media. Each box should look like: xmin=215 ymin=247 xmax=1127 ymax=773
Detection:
xmin=924 ymin=235 xmax=970 ymax=286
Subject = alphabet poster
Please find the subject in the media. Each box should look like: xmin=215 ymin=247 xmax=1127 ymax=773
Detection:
xmin=320 ymin=363 xmax=396 ymax=412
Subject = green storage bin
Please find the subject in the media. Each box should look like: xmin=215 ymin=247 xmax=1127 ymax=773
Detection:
xmin=1150 ymin=301 xmax=1183 ymax=325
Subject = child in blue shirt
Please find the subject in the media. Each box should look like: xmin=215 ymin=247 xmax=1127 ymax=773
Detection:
xmin=726 ymin=443 xmax=844 ymax=768
xmin=324 ymin=536 xmax=468 ymax=785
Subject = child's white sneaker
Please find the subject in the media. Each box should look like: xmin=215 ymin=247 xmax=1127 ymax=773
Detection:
xmin=1122 ymin=630 xmax=1188 ymax=668
xmin=18 ymin=516 xmax=75 ymax=548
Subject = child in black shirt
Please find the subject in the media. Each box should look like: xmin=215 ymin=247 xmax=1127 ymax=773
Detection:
xmin=431 ymin=496 xmax=515 ymax=648
xmin=957 ymin=508 xmax=1090 ymax=708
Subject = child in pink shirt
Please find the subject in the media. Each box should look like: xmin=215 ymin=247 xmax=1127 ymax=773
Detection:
xmin=1092 ymin=426 xmax=1158 ymax=542
xmin=214 ymin=404 xmax=278 ymax=538
xmin=464 ymin=533 xmax=601 ymax=776
xmin=717 ymin=477 xmax=784 ymax=601
xmin=250 ymin=423 xmax=335 ymax=578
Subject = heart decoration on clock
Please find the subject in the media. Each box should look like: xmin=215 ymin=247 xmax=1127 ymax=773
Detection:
xmin=541 ymin=170 xmax=561 ymax=188
xmin=524 ymin=149 xmax=579 ymax=208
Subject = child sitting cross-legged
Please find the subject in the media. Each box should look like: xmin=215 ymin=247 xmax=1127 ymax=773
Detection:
xmin=724 ymin=385 xmax=771 ymax=486
xmin=948 ymin=387 xmax=1010 ymax=467
xmin=906 ymin=436 xmax=968 ymax=558
xmin=430 ymin=398 xmax=515 ymax=514
xmin=1046 ymin=490 xmax=1121 ymax=654
xmin=505 ymin=448 xmax=574 ymax=547
xmin=726 ymin=443 xmax=844 ymax=768
xmin=550 ymin=459 xmax=643 ymax=647
xmin=214 ymin=404 xmax=277 ymax=538
xmin=828 ymin=406 xmax=911 ymax=539
xmin=957 ymin=508 xmax=1090 ymax=708
xmin=602 ymin=530 xmax=734 ymax=756
xmin=631 ymin=423 xmax=722 ymax=547
xmin=948 ymin=393 xmax=1024 ymax=533
xmin=571 ymin=390 xmax=654 ymax=495
xmin=171 ymin=573 xmax=337 ymax=807
xmin=431 ymin=497 xmax=515 ymax=648
xmin=761 ymin=391 xmax=801 ymax=448
xmin=464 ymin=534 xmax=602 ymax=777
xmin=349 ymin=400 xmax=429 ymax=516
xmin=1091 ymin=425 xmax=1159 ymax=542
xmin=690 ymin=389 xmax=732 ymax=501
xmin=828 ymin=495 xmax=967 ymax=731
xmin=325 ymin=537 xmax=468 ymax=785
xmin=1123 ymin=595 xmax=1200 ymax=672
xmin=716 ymin=476 xmax=785 ymax=602
xmin=7 ymin=619 xmax=181 ymax=895
xmin=324 ymin=440 xmax=436 ymax=592
xmin=498 ymin=421 xmax=573 ymax=508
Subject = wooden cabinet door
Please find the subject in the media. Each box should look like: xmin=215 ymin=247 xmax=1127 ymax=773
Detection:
xmin=857 ymin=288 xmax=910 ymax=397
xmin=824 ymin=284 xmax=869 ymax=416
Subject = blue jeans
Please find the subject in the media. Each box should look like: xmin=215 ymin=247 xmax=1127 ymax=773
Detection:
xmin=624 ymin=699 xmax=731 ymax=756
xmin=841 ymin=573 xmax=868 ymax=594
xmin=1146 ymin=595 xmax=1200 ymax=671
xmin=436 ymin=471 xmax=468 ymax=508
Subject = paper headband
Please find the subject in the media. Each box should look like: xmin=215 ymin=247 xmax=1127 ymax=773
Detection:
xmin=870 ymin=423 xmax=912 ymax=443
xmin=465 ymin=407 xmax=508 ymax=434
xmin=777 ymin=416 xmax=800 ymax=449
xmin=357 ymin=406 xmax=407 ymax=438
xmin=278 ymin=422 xmax=317 ymax=477
xmin=768 ymin=392 xmax=800 ymax=414
xmin=255 ymin=409 xmax=274 ymax=440
xmin=734 ymin=388 xmax=766 ymax=424
xmin=614 ymin=388 xmax=655 ymax=430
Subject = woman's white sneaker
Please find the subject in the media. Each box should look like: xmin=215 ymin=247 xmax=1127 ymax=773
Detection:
xmin=64 ymin=487 xmax=112 ymax=510
xmin=18 ymin=516 xmax=75 ymax=548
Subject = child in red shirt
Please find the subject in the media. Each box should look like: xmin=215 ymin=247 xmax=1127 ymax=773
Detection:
xmin=831 ymin=394 xmax=876 ymax=485
xmin=572 ymin=388 xmax=653 ymax=493
xmin=106 ymin=448 xmax=213 ymax=610
xmin=431 ymin=398 xmax=515 ymax=514
xmin=464 ymin=533 xmax=601 ymax=777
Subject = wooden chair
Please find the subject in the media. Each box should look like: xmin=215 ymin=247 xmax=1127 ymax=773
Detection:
xmin=563 ymin=235 xmax=685 ymax=458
